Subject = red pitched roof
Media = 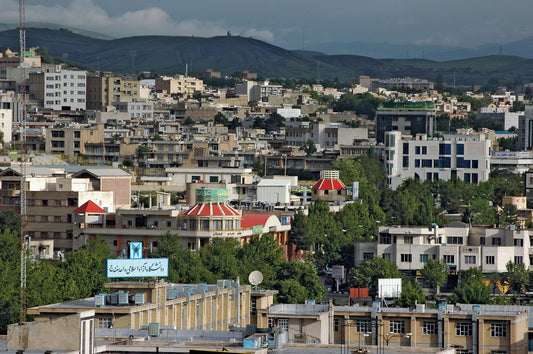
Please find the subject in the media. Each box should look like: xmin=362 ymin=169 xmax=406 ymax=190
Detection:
xmin=183 ymin=202 xmax=240 ymax=216
xmin=241 ymin=214 xmax=272 ymax=229
xmin=311 ymin=178 xmax=347 ymax=190
xmin=73 ymin=200 xmax=107 ymax=214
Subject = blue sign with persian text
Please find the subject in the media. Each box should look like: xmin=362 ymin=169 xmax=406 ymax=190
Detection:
xmin=106 ymin=258 xmax=169 ymax=278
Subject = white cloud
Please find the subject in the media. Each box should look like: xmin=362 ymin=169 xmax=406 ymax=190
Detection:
xmin=0 ymin=0 xmax=275 ymax=41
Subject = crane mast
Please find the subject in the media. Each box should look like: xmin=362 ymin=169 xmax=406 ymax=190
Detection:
xmin=19 ymin=0 xmax=27 ymax=325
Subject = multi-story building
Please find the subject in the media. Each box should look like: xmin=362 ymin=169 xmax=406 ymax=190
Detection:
xmin=372 ymin=78 xmax=434 ymax=92
xmin=45 ymin=123 xmax=104 ymax=156
xmin=355 ymin=225 xmax=532 ymax=276
xmin=477 ymin=107 xmax=520 ymax=131
xmin=384 ymin=131 xmax=491 ymax=189
xmin=114 ymin=101 xmax=154 ymax=119
xmin=0 ymin=166 xmax=131 ymax=253
xmin=28 ymin=65 xmax=86 ymax=110
xmin=235 ymin=80 xmax=283 ymax=102
xmin=375 ymin=102 xmax=435 ymax=144
xmin=86 ymin=74 xmax=140 ymax=111
xmin=285 ymin=120 xmax=368 ymax=149
xmin=155 ymin=75 xmax=204 ymax=96
xmin=517 ymin=105 xmax=533 ymax=150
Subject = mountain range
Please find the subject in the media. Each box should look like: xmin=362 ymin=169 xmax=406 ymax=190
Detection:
xmin=1 ymin=28 xmax=533 ymax=85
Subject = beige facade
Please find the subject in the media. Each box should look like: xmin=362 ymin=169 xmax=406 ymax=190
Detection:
xmin=86 ymin=74 xmax=140 ymax=111
xmin=45 ymin=123 xmax=105 ymax=156
xmin=155 ymin=75 xmax=205 ymax=96
xmin=28 ymin=281 xmax=252 ymax=332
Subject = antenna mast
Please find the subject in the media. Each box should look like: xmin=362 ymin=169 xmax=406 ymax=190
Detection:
xmin=18 ymin=0 xmax=28 ymax=325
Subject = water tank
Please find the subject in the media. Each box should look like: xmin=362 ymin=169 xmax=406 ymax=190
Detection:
xmin=109 ymin=293 xmax=118 ymax=305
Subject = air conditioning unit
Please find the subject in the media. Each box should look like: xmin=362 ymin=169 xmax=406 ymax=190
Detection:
xmin=94 ymin=294 xmax=105 ymax=307
xmin=117 ymin=292 xmax=129 ymax=305
xmin=109 ymin=293 xmax=118 ymax=305
xmin=134 ymin=293 xmax=145 ymax=305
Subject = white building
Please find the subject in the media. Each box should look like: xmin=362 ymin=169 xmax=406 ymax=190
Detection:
xmin=29 ymin=65 xmax=86 ymax=111
xmin=256 ymin=178 xmax=291 ymax=205
xmin=384 ymin=131 xmax=491 ymax=189
xmin=115 ymin=101 xmax=154 ymax=119
xmin=0 ymin=108 xmax=12 ymax=145
xmin=234 ymin=80 xmax=283 ymax=102
xmin=477 ymin=107 xmax=520 ymax=131
xmin=355 ymin=225 xmax=531 ymax=275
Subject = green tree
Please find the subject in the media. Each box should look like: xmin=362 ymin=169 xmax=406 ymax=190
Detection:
xmin=398 ymin=280 xmax=425 ymax=307
xmin=450 ymin=267 xmax=491 ymax=304
xmin=502 ymin=261 xmax=529 ymax=301
xmin=420 ymin=259 xmax=449 ymax=294
xmin=0 ymin=229 xmax=20 ymax=333
xmin=238 ymin=234 xmax=285 ymax=289
xmin=276 ymin=260 xmax=325 ymax=303
xmin=498 ymin=204 xmax=518 ymax=228
xmin=136 ymin=145 xmax=151 ymax=159
xmin=0 ymin=209 xmax=21 ymax=233
xmin=348 ymin=257 xmax=403 ymax=298
xmin=61 ymin=236 xmax=111 ymax=298
xmin=301 ymin=139 xmax=316 ymax=156
xmin=214 ymin=112 xmax=229 ymax=126
xmin=200 ymin=238 xmax=240 ymax=281
xmin=151 ymin=231 xmax=211 ymax=283
xmin=289 ymin=209 xmax=310 ymax=251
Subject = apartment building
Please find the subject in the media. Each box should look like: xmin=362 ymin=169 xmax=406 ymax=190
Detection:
xmin=0 ymin=166 xmax=131 ymax=253
xmin=45 ymin=123 xmax=105 ymax=156
xmin=28 ymin=64 xmax=86 ymax=110
xmin=235 ymin=80 xmax=283 ymax=102
xmin=114 ymin=101 xmax=154 ymax=119
xmin=355 ymin=225 xmax=532 ymax=276
xmin=384 ymin=131 xmax=491 ymax=189
xmin=375 ymin=102 xmax=435 ymax=144
xmin=285 ymin=120 xmax=368 ymax=149
xmin=86 ymin=74 xmax=140 ymax=110
xmin=155 ymin=75 xmax=204 ymax=96
xmin=517 ymin=105 xmax=533 ymax=150
xmin=477 ymin=107 xmax=520 ymax=131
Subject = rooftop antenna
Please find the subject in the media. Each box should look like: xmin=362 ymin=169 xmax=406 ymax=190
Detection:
xmin=18 ymin=0 xmax=28 ymax=325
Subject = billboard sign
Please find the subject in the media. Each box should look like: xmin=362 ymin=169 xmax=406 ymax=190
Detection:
xmin=106 ymin=258 xmax=168 ymax=278
xmin=196 ymin=188 xmax=229 ymax=202
xmin=378 ymin=278 xmax=402 ymax=298
xmin=332 ymin=265 xmax=345 ymax=280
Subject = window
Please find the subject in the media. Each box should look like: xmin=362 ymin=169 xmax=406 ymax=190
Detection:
xmin=404 ymin=236 xmax=413 ymax=244
xmin=514 ymin=256 xmax=523 ymax=264
xmin=55 ymin=200 xmax=62 ymax=206
xmin=439 ymin=143 xmax=451 ymax=155
xmin=464 ymin=255 xmax=476 ymax=264
xmin=209 ymin=176 xmax=219 ymax=183
xmin=492 ymin=238 xmax=502 ymax=246
xmin=250 ymin=298 xmax=257 ymax=316
xmin=422 ymin=159 xmax=432 ymax=167
xmin=213 ymin=220 xmax=223 ymax=230
xmin=447 ymin=236 xmax=463 ymax=245
xmin=480 ymin=237 xmax=485 ymax=245
xmin=514 ymin=239 xmax=524 ymax=247
xmin=389 ymin=320 xmax=405 ymax=334
xmin=486 ymin=256 xmax=495 ymax=265
xmin=277 ymin=318 xmax=289 ymax=331
xmin=401 ymin=254 xmax=412 ymax=263
xmin=464 ymin=173 xmax=471 ymax=183
xmin=363 ymin=252 xmax=374 ymax=260
xmin=457 ymin=144 xmax=464 ymax=155
xmin=456 ymin=322 xmax=473 ymax=336
xmin=472 ymin=160 xmax=478 ymax=168
xmin=334 ymin=318 xmax=339 ymax=332
xmin=402 ymin=156 xmax=409 ymax=168
xmin=415 ymin=159 xmax=420 ymax=168
xmin=420 ymin=254 xmax=429 ymax=263
xmin=422 ymin=321 xmax=437 ymax=335
xmin=356 ymin=319 xmax=371 ymax=333
xmin=422 ymin=146 xmax=427 ymax=154
xmin=443 ymin=255 xmax=455 ymax=264
xmin=97 ymin=317 xmax=112 ymax=329
xmin=225 ymin=220 xmax=234 ymax=229
xmin=200 ymin=220 xmax=209 ymax=230
xmin=382 ymin=253 xmax=391 ymax=261
xmin=415 ymin=146 xmax=420 ymax=154
xmin=490 ymin=323 xmax=507 ymax=337
xmin=403 ymin=142 xmax=409 ymax=154
xmin=380 ymin=234 xmax=392 ymax=244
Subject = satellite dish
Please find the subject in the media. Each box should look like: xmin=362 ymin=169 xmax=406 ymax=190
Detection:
xmin=248 ymin=270 xmax=263 ymax=287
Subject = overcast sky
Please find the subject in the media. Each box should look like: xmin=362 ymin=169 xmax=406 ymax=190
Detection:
xmin=1 ymin=0 xmax=532 ymax=49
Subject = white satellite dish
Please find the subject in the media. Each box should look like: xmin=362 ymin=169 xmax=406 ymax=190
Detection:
xmin=248 ymin=270 xmax=264 ymax=288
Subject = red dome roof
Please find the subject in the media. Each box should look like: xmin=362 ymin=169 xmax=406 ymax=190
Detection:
xmin=183 ymin=202 xmax=240 ymax=216
xmin=311 ymin=178 xmax=347 ymax=190
xmin=241 ymin=214 xmax=272 ymax=229
xmin=73 ymin=200 xmax=107 ymax=213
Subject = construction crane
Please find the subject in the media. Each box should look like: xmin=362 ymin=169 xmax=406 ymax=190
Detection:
xmin=19 ymin=0 xmax=28 ymax=325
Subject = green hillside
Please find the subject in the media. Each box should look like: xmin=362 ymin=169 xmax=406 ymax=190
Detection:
xmin=0 ymin=28 xmax=532 ymax=84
